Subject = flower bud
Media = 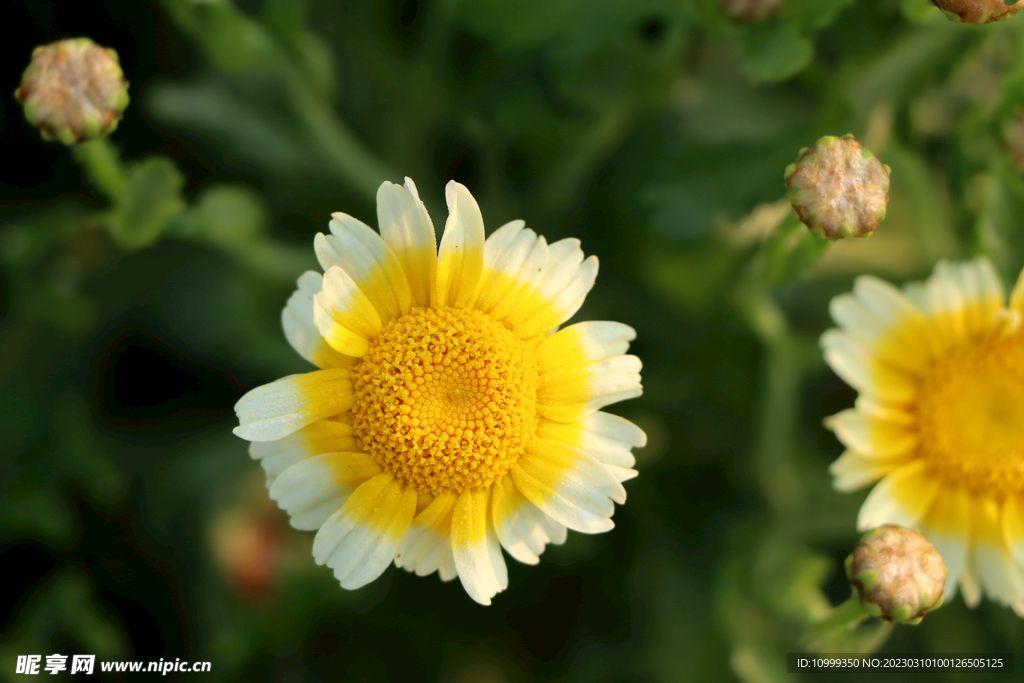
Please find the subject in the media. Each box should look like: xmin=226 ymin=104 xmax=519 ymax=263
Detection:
xmin=931 ymin=1 xmax=1024 ymax=23
xmin=1004 ymin=108 xmax=1024 ymax=172
xmin=784 ymin=135 xmax=890 ymax=240
xmin=845 ymin=525 xmax=947 ymax=624
xmin=15 ymin=38 xmax=130 ymax=146
xmin=717 ymin=0 xmax=782 ymax=22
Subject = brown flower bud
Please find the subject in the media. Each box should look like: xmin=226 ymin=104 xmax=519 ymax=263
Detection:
xmin=14 ymin=38 xmax=130 ymax=146
xmin=846 ymin=525 xmax=947 ymax=624
xmin=1004 ymin=108 xmax=1024 ymax=172
xmin=717 ymin=0 xmax=782 ymax=22
xmin=931 ymin=0 xmax=1024 ymax=23
xmin=784 ymin=135 xmax=890 ymax=240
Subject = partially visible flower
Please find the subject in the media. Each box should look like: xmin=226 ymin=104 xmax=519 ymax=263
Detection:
xmin=234 ymin=179 xmax=645 ymax=605
xmin=15 ymin=38 xmax=129 ymax=145
xmin=846 ymin=524 xmax=947 ymax=624
xmin=785 ymin=135 xmax=890 ymax=240
xmin=932 ymin=0 xmax=1024 ymax=24
xmin=823 ymin=257 xmax=1024 ymax=615
xmin=210 ymin=471 xmax=285 ymax=601
xmin=717 ymin=0 xmax=781 ymax=22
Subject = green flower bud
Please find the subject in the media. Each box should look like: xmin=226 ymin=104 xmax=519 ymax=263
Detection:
xmin=931 ymin=0 xmax=1024 ymax=23
xmin=846 ymin=525 xmax=947 ymax=625
xmin=14 ymin=38 xmax=130 ymax=146
xmin=784 ymin=135 xmax=890 ymax=240
xmin=717 ymin=0 xmax=782 ymax=22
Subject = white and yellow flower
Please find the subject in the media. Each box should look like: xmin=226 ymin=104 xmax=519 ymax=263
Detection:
xmin=233 ymin=179 xmax=645 ymax=605
xmin=823 ymin=257 xmax=1024 ymax=615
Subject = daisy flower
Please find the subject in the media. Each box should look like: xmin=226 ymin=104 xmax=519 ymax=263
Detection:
xmin=822 ymin=257 xmax=1024 ymax=614
xmin=233 ymin=179 xmax=645 ymax=605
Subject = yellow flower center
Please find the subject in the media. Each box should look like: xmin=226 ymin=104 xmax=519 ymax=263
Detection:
xmin=917 ymin=331 xmax=1024 ymax=496
xmin=350 ymin=307 xmax=539 ymax=495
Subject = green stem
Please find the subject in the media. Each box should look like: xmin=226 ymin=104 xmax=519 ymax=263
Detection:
xmin=540 ymin=103 xmax=632 ymax=217
xmin=72 ymin=138 xmax=128 ymax=201
xmin=753 ymin=335 xmax=805 ymax=513
xmin=283 ymin=74 xmax=396 ymax=204
xmin=802 ymin=595 xmax=869 ymax=644
xmin=734 ymin=209 xmax=833 ymax=512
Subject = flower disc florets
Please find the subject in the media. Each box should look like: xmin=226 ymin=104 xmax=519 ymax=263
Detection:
xmin=15 ymin=38 xmax=129 ymax=145
xmin=931 ymin=0 xmax=1024 ymax=24
xmin=351 ymin=307 xmax=540 ymax=495
xmin=846 ymin=525 xmax=947 ymax=624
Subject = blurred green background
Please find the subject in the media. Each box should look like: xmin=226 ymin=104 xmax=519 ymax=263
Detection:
xmin=2 ymin=0 xmax=1024 ymax=681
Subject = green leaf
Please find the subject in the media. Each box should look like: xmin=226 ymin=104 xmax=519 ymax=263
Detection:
xmin=180 ymin=184 xmax=267 ymax=247
xmin=146 ymin=79 xmax=315 ymax=178
xmin=162 ymin=0 xmax=279 ymax=73
xmin=783 ymin=0 xmax=855 ymax=31
xmin=107 ymin=156 xmax=185 ymax=249
xmin=260 ymin=0 xmax=336 ymax=99
xmin=740 ymin=21 xmax=813 ymax=83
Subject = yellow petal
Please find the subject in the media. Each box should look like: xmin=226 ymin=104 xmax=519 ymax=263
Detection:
xmin=536 ymin=321 xmax=636 ymax=375
xmin=920 ymin=485 xmax=972 ymax=602
xmin=314 ymin=211 xmax=412 ymax=322
xmin=825 ymin=409 xmax=917 ymax=458
xmin=936 ymin=258 xmax=1005 ymax=336
xmin=376 ymin=178 xmax=437 ymax=309
xmin=434 ymin=181 xmax=485 ymax=309
xmin=491 ymin=474 xmax=565 ymax=565
xmin=249 ymin=419 xmax=358 ymax=483
xmin=535 ymin=412 xmax=644 ymax=482
xmin=395 ymin=491 xmax=457 ymax=577
xmin=510 ymin=438 xmax=624 ymax=534
xmin=829 ymin=278 xmax=939 ymax=375
xmin=1003 ymin=495 xmax=1024 ymax=568
xmin=537 ymin=355 xmax=642 ymax=423
xmin=313 ymin=266 xmax=384 ymax=357
xmin=312 ymin=472 xmax=417 ymax=589
xmin=512 ymin=253 xmax=599 ymax=339
xmin=856 ymin=460 xmax=938 ymax=531
xmin=486 ymin=235 xmax=551 ymax=324
xmin=451 ymin=487 xmax=507 ymax=605
xmin=828 ymin=449 xmax=902 ymax=493
xmin=972 ymin=495 xmax=1024 ymax=608
xmin=282 ymin=271 xmax=359 ymax=370
xmin=233 ymin=369 xmax=354 ymax=442
xmin=1011 ymin=264 xmax=1024 ymax=317
xmin=820 ymin=328 xmax=917 ymax=406
xmin=269 ymin=451 xmax=382 ymax=530
xmin=474 ymin=219 xmax=526 ymax=301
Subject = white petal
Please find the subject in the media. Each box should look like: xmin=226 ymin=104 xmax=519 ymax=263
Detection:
xmin=233 ymin=369 xmax=354 ymax=442
xmin=377 ymin=178 xmax=437 ymax=308
xmin=511 ymin=439 xmax=624 ymax=534
xmin=492 ymin=475 xmax=560 ymax=565
xmin=282 ymin=271 xmax=357 ymax=369
xmin=249 ymin=419 xmax=357 ymax=483
xmin=537 ymin=355 xmax=643 ymax=423
xmin=313 ymin=266 xmax=383 ymax=357
xmin=856 ymin=460 xmax=938 ymax=531
xmin=269 ymin=451 xmax=382 ymax=530
xmin=451 ymin=487 xmax=506 ymax=606
xmin=313 ymin=211 xmax=412 ymax=322
xmin=828 ymin=450 xmax=895 ymax=493
xmin=312 ymin=473 xmax=417 ymax=590
xmin=515 ymin=256 xmax=599 ymax=338
xmin=536 ymin=321 xmax=636 ymax=374
xmin=434 ymin=181 xmax=485 ymax=309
